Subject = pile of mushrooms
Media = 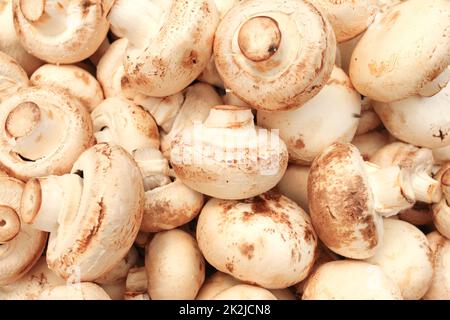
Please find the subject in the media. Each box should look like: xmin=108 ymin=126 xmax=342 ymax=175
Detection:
xmin=0 ymin=0 xmax=449 ymax=301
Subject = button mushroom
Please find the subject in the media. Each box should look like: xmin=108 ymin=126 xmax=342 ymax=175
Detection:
xmin=431 ymin=164 xmax=450 ymax=239
xmin=0 ymin=175 xmax=47 ymax=286
xmin=213 ymin=284 xmax=277 ymax=300
xmin=277 ymin=165 xmax=310 ymax=212
xmin=170 ymin=106 xmax=288 ymax=200
xmin=19 ymin=143 xmax=144 ymax=281
xmin=124 ymin=266 xmax=150 ymax=301
xmin=196 ymin=192 xmax=317 ymax=289
xmin=0 ymin=51 xmax=29 ymax=103
xmin=302 ymin=260 xmax=403 ymax=300
xmin=257 ymin=66 xmax=361 ymax=165
xmin=423 ymin=231 xmax=450 ymax=300
xmin=12 ymin=0 xmax=114 ymax=64
xmin=38 ymin=283 xmax=111 ymax=300
xmin=350 ymin=0 xmax=450 ymax=102
xmin=108 ymin=0 xmax=219 ymax=97
xmin=0 ymin=86 xmax=93 ymax=181
xmin=214 ymin=0 xmax=336 ymax=112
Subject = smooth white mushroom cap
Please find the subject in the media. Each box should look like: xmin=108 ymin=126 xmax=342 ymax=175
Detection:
xmin=197 ymin=193 xmax=317 ymax=289
xmin=302 ymin=260 xmax=403 ymax=300
xmin=145 ymin=229 xmax=205 ymax=300
xmin=38 ymin=283 xmax=111 ymax=300
xmin=257 ymin=67 xmax=361 ymax=164
xmin=423 ymin=231 xmax=450 ymax=300
xmin=364 ymin=219 xmax=433 ymax=300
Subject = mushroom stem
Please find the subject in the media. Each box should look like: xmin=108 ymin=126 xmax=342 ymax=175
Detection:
xmin=20 ymin=174 xmax=83 ymax=233
xmin=410 ymin=171 xmax=442 ymax=204
xmin=0 ymin=206 xmax=21 ymax=244
xmin=6 ymin=102 xmax=64 ymax=161
xmin=125 ymin=267 xmax=148 ymax=295
xmin=365 ymin=163 xmax=415 ymax=217
xmin=418 ymin=67 xmax=450 ymax=97
xmin=203 ymin=106 xmax=254 ymax=129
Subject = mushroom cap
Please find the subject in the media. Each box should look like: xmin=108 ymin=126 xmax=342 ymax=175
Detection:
xmin=309 ymin=0 xmax=379 ymax=43
xmin=0 ymin=86 xmax=93 ymax=181
xmin=308 ymin=142 xmax=383 ymax=259
xmin=142 ymin=179 xmax=204 ymax=233
xmin=91 ymin=97 xmax=160 ymax=154
xmin=350 ymin=0 xmax=450 ymax=102
xmin=110 ymin=0 xmax=220 ymax=97
xmin=0 ymin=0 xmax=43 ymax=75
xmin=145 ymin=229 xmax=205 ymax=300
xmin=0 ymin=176 xmax=47 ymax=286
xmin=302 ymin=260 xmax=403 ymax=300
xmin=352 ymin=130 xmax=390 ymax=161
xmin=12 ymin=0 xmax=112 ymax=64
xmin=21 ymin=144 xmax=144 ymax=281
xmin=0 ymin=50 xmax=29 ymax=102
xmin=423 ymin=231 xmax=450 ymax=300
xmin=95 ymin=246 xmax=139 ymax=285
xmin=214 ymin=0 xmax=336 ymax=112
xmin=38 ymin=283 xmax=111 ymax=300
xmin=213 ymin=284 xmax=277 ymax=300
xmin=0 ymin=257 xmax=65 ymax=300
xmin=31 ymin=64 xmax=104 ymax=113
xmin=372 ymin=74 xmax=450 ymax=149
xmin=196 ymin=192 xmax=317 ymax=289
xmin=277 ymin=165 xmax=310 ymax=212
xmin=196 ymin=272 xmax=242 ymax=300
xmin=364 ymin=219 xmax=433 ymax=300
xmin=370 ymin=142 xmax=433 ymax=171
xmin=257 ymin=66 xmax=361 ymax=164
xmin=171 ymin=106 xmax=288 ymax=200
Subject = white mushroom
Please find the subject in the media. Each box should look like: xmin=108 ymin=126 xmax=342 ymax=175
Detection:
xmin=38 ymin=283 xmax=111 ymax=300
xmin=12 ymin=0 xmax=114 ymax=64
xmin=213 ymin=284 xmax=277 ymax=300
xmin=95 ymin=246 xmax=140 ymax=285
xmin=277 ymin=165 xmax=310 ymax=212
xmin=352 ymin=130 xmax=390 ymax=161
xmin=0 ymin=51 xmax=29 ymax=103
xmin=423 ymin=231 xmax=450 ymax=300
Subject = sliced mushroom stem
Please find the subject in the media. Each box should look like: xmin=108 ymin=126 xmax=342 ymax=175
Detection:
xmin=6 ymin=102 xmax=64 ymax=161
xmin=20 ymin=174 xmax=83 ymax=233
xmin=0 ymin=206 xmax=21 ymax=244
xmin=203 ymin=106 xmax=254 ymax=129
xmin=125 ymin=267 xmax=148 ymax=295
xmin=133 ymin=148 xmax=172 ymax=191
xmin=418 ymin=67 xmax=450 ymax=97
xmin=411 ymin=171 xmax=442 ymax=204
xmin=365 ymin=163 xmax=415 ymax=217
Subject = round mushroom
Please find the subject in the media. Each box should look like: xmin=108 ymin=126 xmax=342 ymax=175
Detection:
xmin=302 ymin=260 xmax=403 ymax=300
xmin=423 ymin=231 xmax=450 ymax=300
xmin=0 ymin=175 xmax=47 ymax=286
xmin=350 ymin=0 xmax=450 ymax=102
xmin=38 ymin=283 xmax=111 ymax=300
xmin=196 ymin=192 xmax=317 ymax=289
xmin=145 ymin=229 xmax=205 ymax=300
xmin=170 ymin=106 xmax=288 ymax=200
xmin=257 ymin=66 xmax=361 ymax=164
xmin=0 ymin=86 xmax=93 ymax=181
xmin=12 ymin=0 xmax=113 ymax=64
xmin=364 ymin=219 xmax=433 ymax=300
xmin=19 ymin=143 xmax=144 ymax=281
xmin=214 ymin=0 xmax=336 ymax=112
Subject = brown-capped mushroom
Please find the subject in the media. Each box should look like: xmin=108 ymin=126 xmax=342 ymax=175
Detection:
xmin=31 ymin=64 xmax=104 ymax=113
xmin=423 ymin=231 xmax=450 ymax=300
xmin=108 ymin=0 xmax=219 ymax=97
xmin=0 ymin=175 xmax=47 ymax=286
xmin=196 ymin=192 xmax=317 ymax=289
xmin=170 ymin=106 xmax=288 ymax=200
xmin=257 ymin=66 xmax=361 ymax=164
xmin=38 ymin=283 xmax=111 ymax=300
xmin=0 ymin=86 xmax=93 ymax=181
xmin=0 ymin=51 xmax=28 ymax=103
xmin=350 ymin=0 xmax=450 ymax=102
xmin=214 ymin=0 xmax=336 ymax=112
xmin=19 ymin=143 xmax=144 ymax=281
xmin=12 ymin=0 xmax=114 ymax=64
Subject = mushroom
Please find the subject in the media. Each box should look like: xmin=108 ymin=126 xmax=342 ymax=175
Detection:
xmin=19 ymin=143 xmax=144 ymax=281
xmin=372 ymin=68 xmax=450 ymax=149
xmin=145 ymin=229 xmax=205 ymax=300
xmin=30 ymin=64 xmax=104 ymax=113
xmin=0 ymin=51 xmax=29 ymax=103
xmin=12 ymin=0 xmax=114 ymax=64
xmin=302 ymin=260 xmax=403 ymax=300
xmin=0 ymin=175 xmax=47 ymax=286
xmin=214 ymin=0 xmax=336 ymax=112
xmin=95 ymin=246 xmax=139 ymax=285
xmin=99 ymin=282 xmax=126 ymax=301
xmin=364 ymin=219 xmax=433 ymax=300
xmin=0 ymin=86 xmax=93 ymax=181
xmin=38 ymin=283 xmax=111 ymax=300
xmin=277 ymin=165 xmax=310 ymax=212
xmin=170 ymin=106 xmax=288 ymax=200
xmin=108 ymin=0 xmax=219 ymax=97
xmin=124 ymin=266 xmax=150 ymax=301
xmin=423 ymin=231 xmax=450 ymax=300
xmin=370 ymin=142 xmax=442 ymax=204
xmin=433 ymin=145 xmax=450 ymax=165
xmin=196 ymin=192 xmax=317 ymax=289
xmin=308 ymin=142 xmax=419 ymax=259
xmin=308 ymin=0 xmax=379 ymax=43
xmin=431 ymin=164 xmax=450 ymax=239
xmin=337 ymin=32 xmax=364 ymax=74
xmin=0 ymin=257 xmax=65 ymax=300
xmin=350 ymin=0 xmax=450 ymax=102
xmin=352 ymin=130 xmax=390 ymax=161
xmin=355 ymin=97 xmax=382 ymax=136
xmin=257 ymin=66 xmax=361 ymax=165
xmin=213 ymin=284 xmax=277 ymax=300
xmin=0 ymin=0 xmax=43 ymax=75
